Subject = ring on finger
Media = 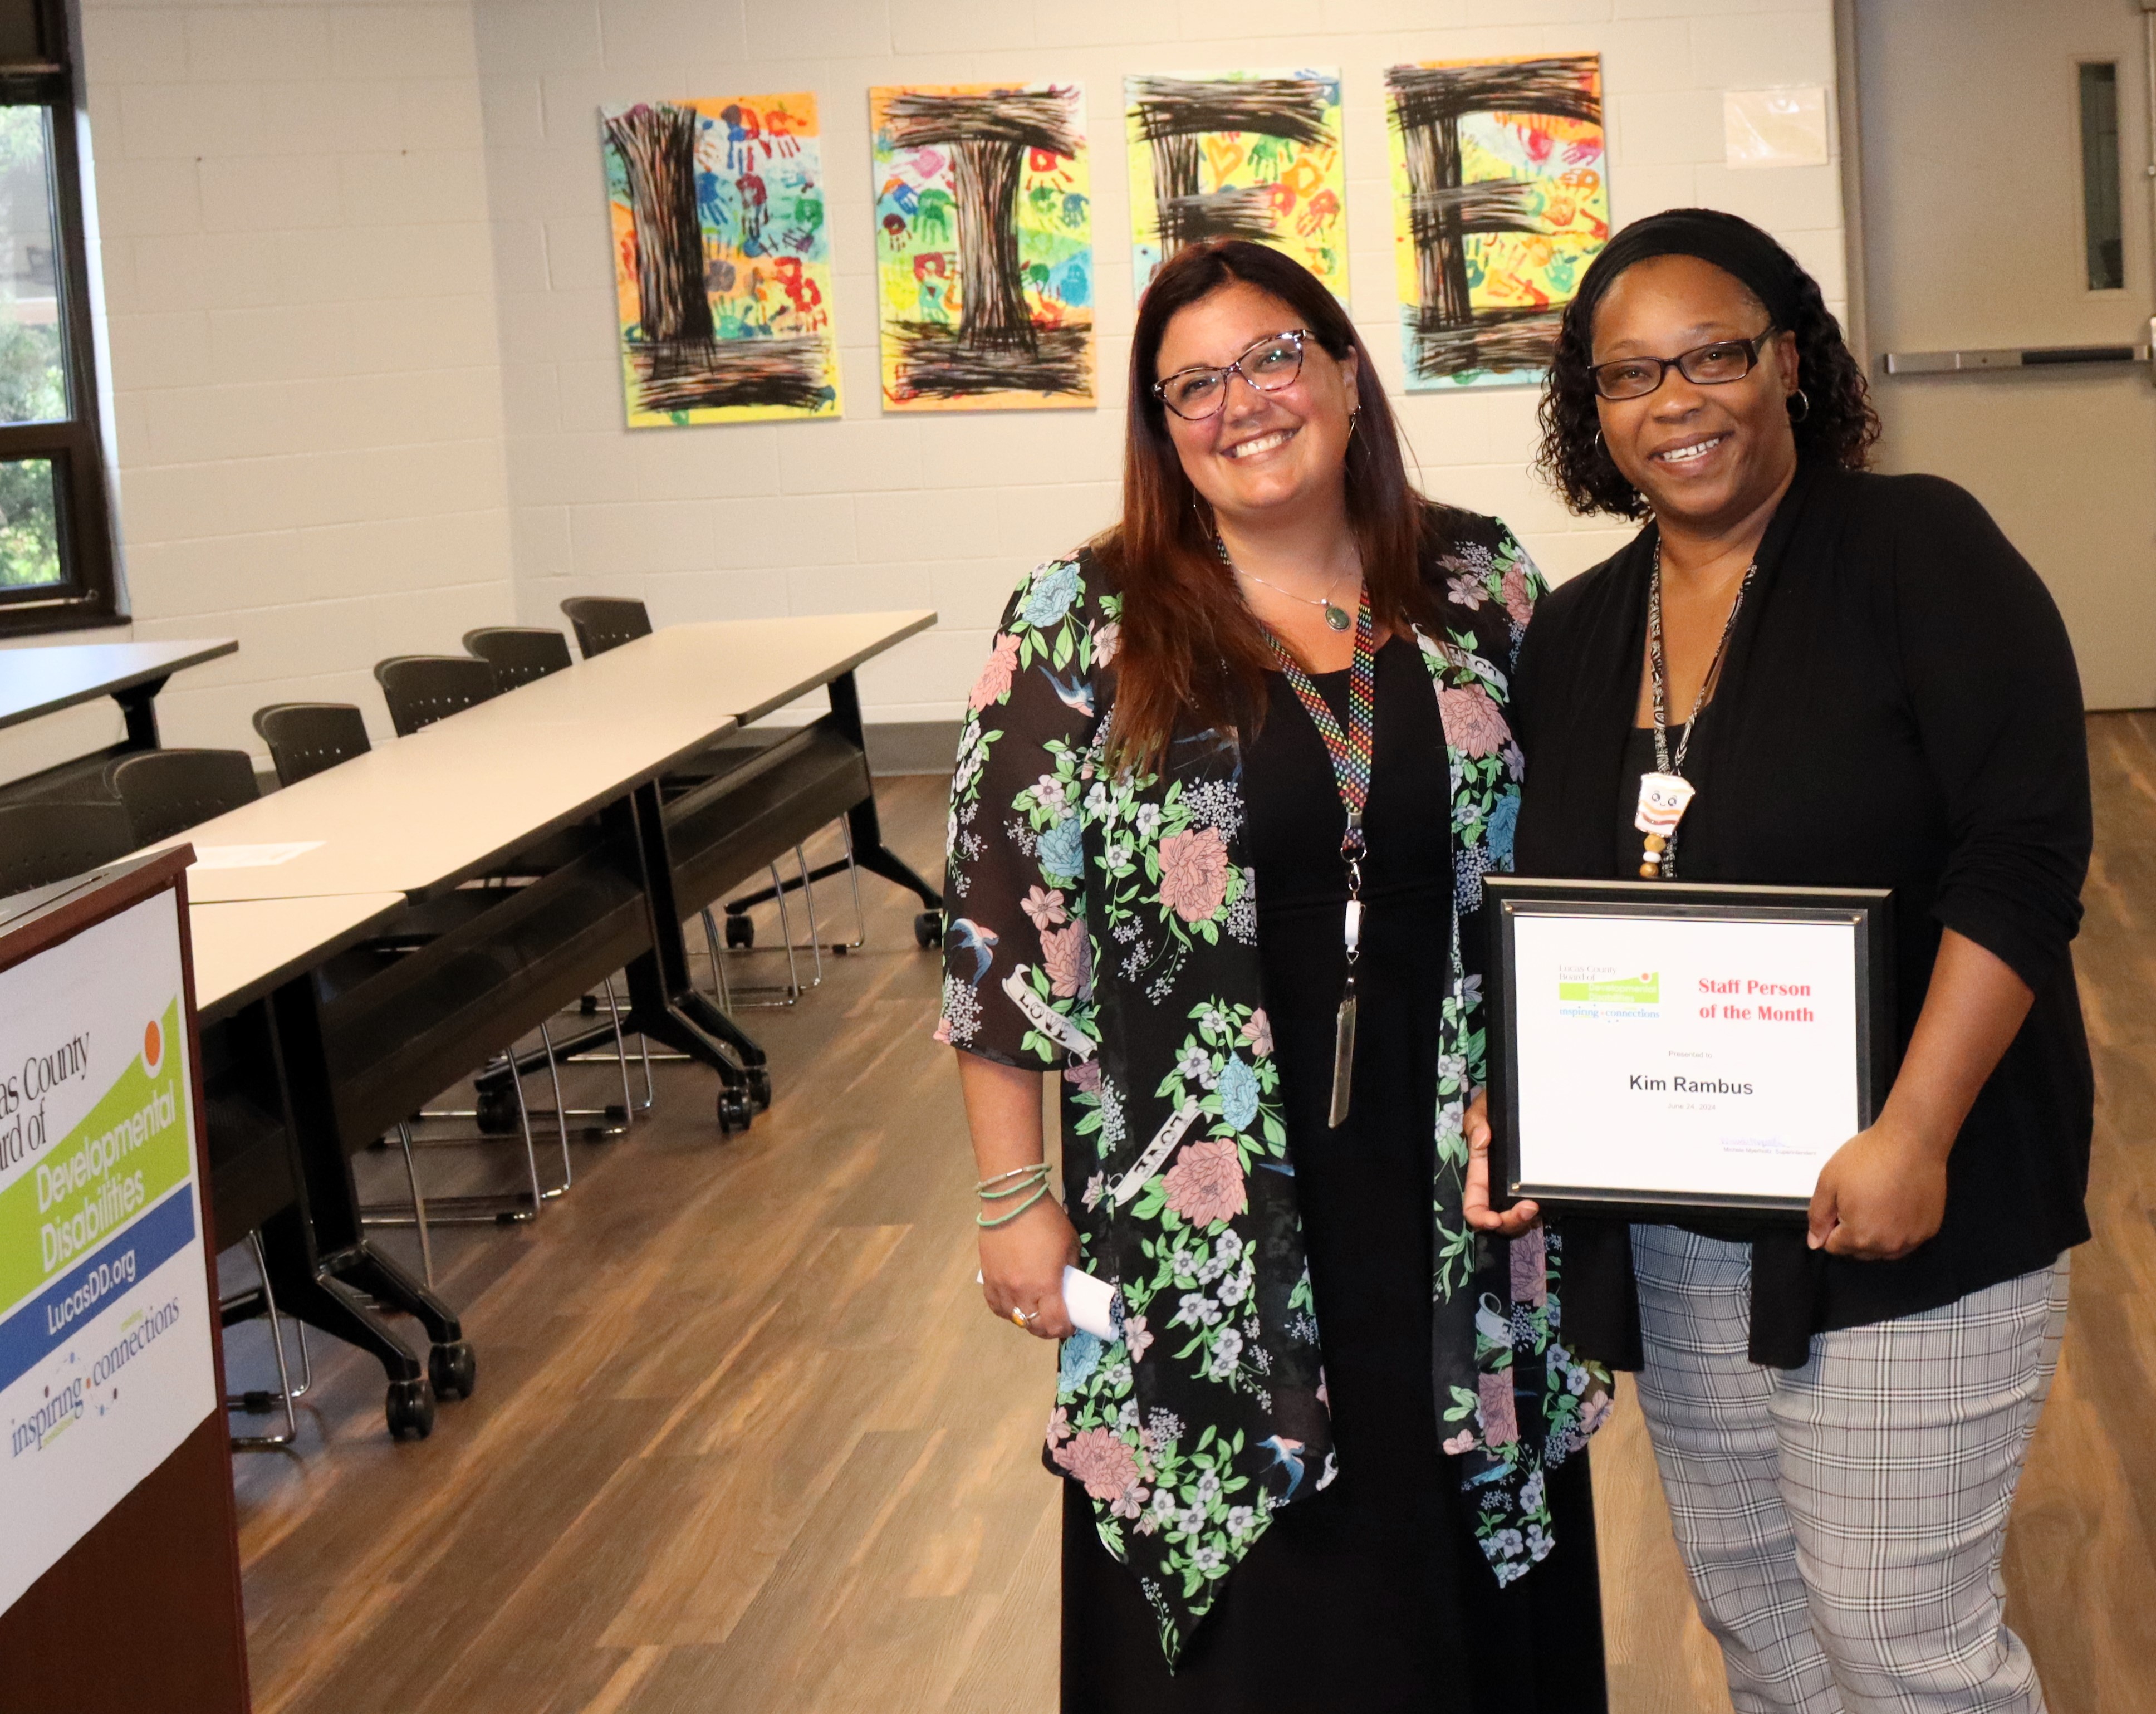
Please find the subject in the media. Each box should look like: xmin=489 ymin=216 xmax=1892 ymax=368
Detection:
xmin=1009 ymin=1305 xmax=1036 ymax=1329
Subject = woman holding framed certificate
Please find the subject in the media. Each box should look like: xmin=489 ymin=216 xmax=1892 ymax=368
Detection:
xmin=1486 ymin=209 xmax=2092 ymax=1713
xmin=938 ymin=240 xmax=1611 ymax=1711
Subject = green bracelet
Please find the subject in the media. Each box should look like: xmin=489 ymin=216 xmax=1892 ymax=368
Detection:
xmin=977 ymin=1181 xmax=1053 ymax=1228
xmin=976 ymin=1163 xmax=1051 ymax=1199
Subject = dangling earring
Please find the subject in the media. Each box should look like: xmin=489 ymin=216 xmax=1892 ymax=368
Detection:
xmin=1787 ymin=389 xmax=1811 ymax=422
xmin=1347 ymin=404 xmax=1360 ymax=437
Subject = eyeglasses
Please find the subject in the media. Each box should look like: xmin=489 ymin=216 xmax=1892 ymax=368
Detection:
xmin=1154 ymin=330 xmax=1308 ymax=420
xmin=1589 ymin=327 xmax=1777 ymax=401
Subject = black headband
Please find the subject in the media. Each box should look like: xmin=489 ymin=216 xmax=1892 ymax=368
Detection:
xmin=1571 ymin=208 xmax=1806 ymax=334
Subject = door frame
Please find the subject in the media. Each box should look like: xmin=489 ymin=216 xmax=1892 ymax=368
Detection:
xmin=1832 ymin=0 xmax=1871 ymax=372
xmin=1843 ymin=0 xmax=2156 ymax=370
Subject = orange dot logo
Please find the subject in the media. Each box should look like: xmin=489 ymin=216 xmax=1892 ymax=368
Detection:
xmin=143 ymin=1020 xmax=161 ymax=1073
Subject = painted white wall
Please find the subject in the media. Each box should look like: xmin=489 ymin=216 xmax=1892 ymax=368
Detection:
xmin=0 ymin=0 xmax=518 ymax=785
xmin=473 ymin=0 xmax=1843 ymax=727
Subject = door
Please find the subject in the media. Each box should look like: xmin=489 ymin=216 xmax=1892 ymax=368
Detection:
xmin=1856 ymin=0 xmax=2156 ymax=709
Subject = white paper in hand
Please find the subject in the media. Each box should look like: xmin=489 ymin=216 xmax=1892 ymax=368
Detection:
xmin=1060 ymin=1267 xmax=1120 ymax=1340
xmin=975 ymin=1266 xmax=1123 ymax=1340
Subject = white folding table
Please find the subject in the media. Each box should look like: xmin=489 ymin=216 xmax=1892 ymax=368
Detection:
xmin=162 ymin=612 xmax=942 ymax=1436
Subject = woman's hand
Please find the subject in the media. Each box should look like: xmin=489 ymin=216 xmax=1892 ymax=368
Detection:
xmin=1462 ymin=1090 xmax=1541 ymax=1236
xmin=1807 ymin=929 xmax=2028 ymax=1261
xmin=980 ymin=1192 xmax=1081 ymax=1340
xmin=1807 ymin=1116 xmax=1949 ymax=1259
xmin=956 ymin=1054 xmax=1075 ymax=1340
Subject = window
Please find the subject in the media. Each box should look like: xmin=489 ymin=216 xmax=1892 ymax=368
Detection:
xmin=0 ymin=0 xmax=116 ymax=636
xmin=2077 ymin=62 xmax=2125 ymax=293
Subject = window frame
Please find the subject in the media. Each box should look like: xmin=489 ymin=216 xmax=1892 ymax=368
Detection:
xmin=2075 ymin=59 xmax=2127 ymax=296
xmin=0 ymin=0 xmax=118 ymax=638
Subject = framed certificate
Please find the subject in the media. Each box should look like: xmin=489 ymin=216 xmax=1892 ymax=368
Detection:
xmin=1483 ymin=878 xmax=1893 ymax=1218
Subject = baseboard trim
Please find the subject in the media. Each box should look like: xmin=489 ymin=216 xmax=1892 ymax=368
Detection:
xmin=864 ymin=721 xmax=960 ymax=777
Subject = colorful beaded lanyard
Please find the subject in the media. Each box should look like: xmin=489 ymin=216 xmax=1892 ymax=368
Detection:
xmin=1261 ymin=584 xmax=1376 ymax=1128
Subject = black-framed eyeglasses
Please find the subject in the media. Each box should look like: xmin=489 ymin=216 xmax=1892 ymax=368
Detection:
xmin=1589 ymin=326 xmax=1777 ymax=401
xmin=1154 ymin=329 xmax=1307 ymax=420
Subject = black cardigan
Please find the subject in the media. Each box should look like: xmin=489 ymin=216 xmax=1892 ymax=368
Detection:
xmin=1512 ymin=460 xmax=2094 ymax=1368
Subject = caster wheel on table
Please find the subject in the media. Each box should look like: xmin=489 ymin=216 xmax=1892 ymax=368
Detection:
xmin=385 ymin=1377 xmax=435 ymax=1440
xmin=747 ymin=1067 xmax=772 ymax=1110
xmin=717 ymin=1088 xmax=753 ymax=1135
xmin=474 ymin=1085 xmax=519 ymax=1135
xmin=724 ymin=912 xmax=755 ymax=949
xmin=913 ymin=910 xmax=942 ymax=949
xmin=429 ymin=1339 xmax=478 ymax=1402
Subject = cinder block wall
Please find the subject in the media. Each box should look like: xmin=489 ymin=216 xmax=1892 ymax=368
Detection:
xmin=0 ymin=0 xmax=517 ymax=782
xmin=473 ymin=0 xmax=1843 ymax=732
xmin=1 ymin=0 xmax=1841 ymax=781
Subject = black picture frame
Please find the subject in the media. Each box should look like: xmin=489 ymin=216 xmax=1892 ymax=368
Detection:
xmin=1482 ymin=876 xmax=1893 ymax=1221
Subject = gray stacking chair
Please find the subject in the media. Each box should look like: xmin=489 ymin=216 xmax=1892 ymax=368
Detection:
xmin=106 ymin=748 xmax=259 ymax=847
xmin=372 ymin=655 xmax=500 ymax=736
xmin=252 ymin=702 xmax=371 ymax=787
xmin=463 ymin=626 xmax=574 ymax=691
xmin=0 ymin=800 xmax=137 ymax=898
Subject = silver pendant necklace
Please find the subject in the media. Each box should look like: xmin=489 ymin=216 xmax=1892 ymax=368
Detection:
xmin=1214 ymin=535 xmax=1353 ymax=630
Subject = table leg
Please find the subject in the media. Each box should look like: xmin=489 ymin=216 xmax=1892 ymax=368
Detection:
xmin=719 ymin=672 xmax=945 ymax=946
xmin=611 ymin=780 xmax=769 ymax=1132
xmin=111 ymin=675 xmax=169 ymax=751
xmin=263 ymin=972 xmax=474 ymax=1438
xmin=825 ymin=670 xmax=944 ymax=910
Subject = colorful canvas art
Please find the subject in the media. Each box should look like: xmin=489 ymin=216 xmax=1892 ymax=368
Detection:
xmin=869 ymin=83 xmax=1093 ymax=411
xmin=601 ymin=94 xmax=840 ymax=425
xmin=1125 ymin=70 xmax=1349 ymax=301
xmin=1385 ymin=55 xmax=1609 ymax=390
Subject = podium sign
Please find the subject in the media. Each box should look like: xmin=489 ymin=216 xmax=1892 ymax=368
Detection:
xmin=0 ymin=886 xmax=214 ymax=1606
xmin=0 ymin=850 xmax=248 ymax=1712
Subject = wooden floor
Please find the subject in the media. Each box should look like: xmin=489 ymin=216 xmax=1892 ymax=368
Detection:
xmin=231 ymin=724 xmax=2156 ymax=1712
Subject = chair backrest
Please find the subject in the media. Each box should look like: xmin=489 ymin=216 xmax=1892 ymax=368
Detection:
xmin=462 ymin=626 xmax=573 ymax=691
xmin=0 ymin=801 xmax=139 ymax=898
xmin=559 ymin=597 xmax=653 ymax=660
xmin=106 ymin=750 xmax=261 ymax=848
xmin=373 ymin=655 xmax=499 ymax=738
xmin=252 ymin=702 xmax=372 ymax=787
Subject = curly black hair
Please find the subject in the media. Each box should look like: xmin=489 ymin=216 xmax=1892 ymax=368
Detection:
xmin=1535 ymin=209 xmax=1880 ymax=519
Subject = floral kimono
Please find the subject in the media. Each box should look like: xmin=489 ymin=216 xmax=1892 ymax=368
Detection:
xmin=937 ymin=508 xmax=1611 ymax=1665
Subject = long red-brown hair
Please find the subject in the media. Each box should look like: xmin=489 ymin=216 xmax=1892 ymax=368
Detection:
xmin=1096 ymin=239 xmax=1438 ymax=772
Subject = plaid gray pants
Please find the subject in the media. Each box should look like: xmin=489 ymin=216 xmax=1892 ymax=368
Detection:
xmin=1629 ymin=1225 xmax=2071 ymax=1714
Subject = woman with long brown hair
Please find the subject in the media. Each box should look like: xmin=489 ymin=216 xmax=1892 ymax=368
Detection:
xmin=937 ymin=238 xmax=1610 ymax=1711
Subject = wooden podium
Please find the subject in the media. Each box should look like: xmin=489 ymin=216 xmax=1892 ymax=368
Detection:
xmin=0 ymin=849 xmax=249 ymax=1713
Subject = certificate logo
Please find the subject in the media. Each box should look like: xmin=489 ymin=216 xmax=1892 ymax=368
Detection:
xmin=1561 ymin=966 xmax=1655 ymax=1017
xmin=1556 ymin=971 xmax=1659 ymax=1005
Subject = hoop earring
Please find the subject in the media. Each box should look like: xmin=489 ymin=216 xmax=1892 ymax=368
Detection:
xmin=1787 ymin=389 xmax=1811 ymax=423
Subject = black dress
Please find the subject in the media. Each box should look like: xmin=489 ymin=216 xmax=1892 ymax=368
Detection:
xmin=1062 ymin=635 xmax=1607 ymax=1712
